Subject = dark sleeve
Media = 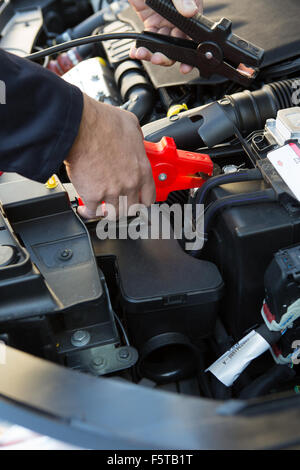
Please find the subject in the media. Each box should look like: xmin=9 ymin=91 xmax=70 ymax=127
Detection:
xmin=0 ymin=49 xmax=83 ymax=182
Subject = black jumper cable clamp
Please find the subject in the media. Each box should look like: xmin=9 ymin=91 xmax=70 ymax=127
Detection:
xmin=136 ymin=0 xmax=264 ymax=87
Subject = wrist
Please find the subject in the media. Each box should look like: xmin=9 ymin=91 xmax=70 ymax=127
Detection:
xmin=64 ymin=93 xmax=99 ymax=168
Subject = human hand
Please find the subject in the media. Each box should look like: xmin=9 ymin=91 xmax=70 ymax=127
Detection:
xmin=64 ymin=93 xmax=156 ymax=219
xmin=129 ymin=0 xmax=203 ymax=74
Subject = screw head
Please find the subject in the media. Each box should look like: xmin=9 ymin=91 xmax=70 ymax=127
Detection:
xmin=0 ymin=245 xmax=16 ymax=267
xmin=92 ymin=357 xmax=105 ymax=367
xmin=158 ymin=173 xmax=168 ymax=182
xmin=205 ymin=51 xmax=214 ymax=60
xmin=118 ymin=349 xmax=130 ymax=360
xmin=59 ymin=249 xmax=73 ymax=261
xmin=71 ymin=330 xmax=91 ymax=347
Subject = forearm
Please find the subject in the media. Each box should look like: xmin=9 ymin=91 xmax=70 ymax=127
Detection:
xmin=0 ymin=49 xmax=83 ymax=182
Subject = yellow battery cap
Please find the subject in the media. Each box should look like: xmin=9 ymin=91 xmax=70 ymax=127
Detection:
xmin=98 ymin=57 xmax=107 ymax=67
xmin=167 ymin=103 xmax=188 ymax=118
xmin=45 ymin=175 xmax=58 ymax=189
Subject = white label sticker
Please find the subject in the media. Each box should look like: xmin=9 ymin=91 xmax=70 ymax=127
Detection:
xmin=206 ymin=330 xmax=270 ymax=387
xmin=267 ymin=144 xmax=300 ymax=202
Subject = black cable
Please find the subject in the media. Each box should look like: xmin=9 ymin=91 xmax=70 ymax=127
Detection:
xmin=197 ymin=352 xmax=213 ymax=398
xmin=233 ymin=124 xmax=257 ymax=167
xmin=33 ymin=46 xmax=50 ymax=68
xmin=209 ymin=319 xmax=233 ymax=399
xmin=194 ymin=167 xmax=263 ymax=208
xmin=205 ymin=144 xmax=244 ymax=159
xmin=26 ymin=32 xmax=153 ymax=61
xmin=239 ymin=365 xmax=296 ymax=399
xmin=114 ymin=312 xmax=130 ymax=346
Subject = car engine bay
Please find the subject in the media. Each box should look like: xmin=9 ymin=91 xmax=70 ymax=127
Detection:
xmin=1 ymin=0 xmax=300 ymax=412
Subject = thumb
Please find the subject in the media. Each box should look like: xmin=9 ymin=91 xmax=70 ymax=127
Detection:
xmin=172 ymin=0 xmax=198 ymax=17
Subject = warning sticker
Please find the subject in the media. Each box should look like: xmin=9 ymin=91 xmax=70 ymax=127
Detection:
xmin=206 ymin=330 xmax=270 ymax=387
xmin=268 ymin=144 xmax=300 ymax=202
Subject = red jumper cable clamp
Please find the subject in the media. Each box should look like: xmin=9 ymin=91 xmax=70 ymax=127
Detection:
xmin=145 ymin=136 xmax=213 ymax=201
xmin=75 ymin=136 xmax=214 ymax=206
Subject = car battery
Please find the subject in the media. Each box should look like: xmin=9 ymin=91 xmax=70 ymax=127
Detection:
xmin=203 ymin=179 xmax=300 ymax=340
xmin=203 ymin=107 xmax=300 ymax=339
xmin=0 ymin=173 xmax=137 ymax=375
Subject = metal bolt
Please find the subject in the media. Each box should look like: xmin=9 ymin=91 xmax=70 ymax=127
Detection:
xmin=205 ymin=51 xmax=214 ymax=60
xmin=118 ymin=349 xmax=130 ymax=360
xmin=158 ymin=173 xmax=168 ymax=182
xmin=219 ymin=97 xmax=231 ymax=106
xmin=92 ymin=357 xmax=105 ymax=367
xmin=71 ymin=330 xmax=91 ymax=347
xmin=222 ymin=164 xmax=239 ymax=175
xmin=189 ymin=187 xmax=200 ymax=198
xmin=0 ymin=245 xmax=16 ymax=267
xmin=59 ymin=249 xmax=73 ymax=261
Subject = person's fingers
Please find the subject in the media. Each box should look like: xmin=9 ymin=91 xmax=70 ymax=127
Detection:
xmin=77 ymin=200 xmax=102 ymax=220
xmin=143 ymin=12 xmax=170 ymax=29
xmin=151 ymin=52 xmax=174 ymax=66
xmin=132 ymin=47 xmax=175 ymax=66
xmin=127 ymin=190 xmax=142 ymax=216
xmin=180 ymin=63 xmax=194 ymax=73
xmin=140 ymin=176 xmax=156 ymax=207
xmin=135 ymin=47 xmax=153 ymax=61
xmin=170 ymin=27 xmax=187 ymax=39
xmin=172 ymin=0 xmax=198 ymax=17
xmin=157 ymin=26 xmax=172 ymax=35
xmin=130 ymin=45 xmax=138 ymax=60
xmin=103 ymin=195 xmax=120 ymax=220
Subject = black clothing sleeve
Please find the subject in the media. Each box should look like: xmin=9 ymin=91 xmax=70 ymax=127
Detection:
xmin=0 ymin=49 xmax=83 ymax=182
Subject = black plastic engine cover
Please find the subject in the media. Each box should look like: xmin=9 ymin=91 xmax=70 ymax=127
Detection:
xmin=91 ymin=211 xmax=224 ymax=349
xmin=91 ymin=212 xmax=223 ymax=384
